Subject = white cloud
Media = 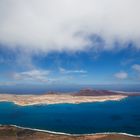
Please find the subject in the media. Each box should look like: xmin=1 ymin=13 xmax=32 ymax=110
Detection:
xmin=59 ymin=67 xmax=87 ymax=74
xmin=0 ymin=0 xmax=140 ymax=53
xmin=132 ymin=64 xmax=140 ymax=72
xmin=13 ymin=69 xmax=50 ymax=82
xmin=114 ymin=71 xmax=128 ymax=79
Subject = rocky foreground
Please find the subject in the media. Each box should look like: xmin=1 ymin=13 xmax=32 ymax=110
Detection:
xmin=0 ymin=125 xmax=139 ymax=140
xmin=0 ymin=89 xmax=129 ymax=106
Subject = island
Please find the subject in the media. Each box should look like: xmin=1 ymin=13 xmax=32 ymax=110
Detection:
xmin=0 ymin=89 xmax=137 ymax=106
xmin=0 ymin=125 xmax=139 ymax=140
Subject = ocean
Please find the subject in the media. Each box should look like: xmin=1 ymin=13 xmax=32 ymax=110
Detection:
xmin=0 ymin=96 xmax=140 ymax=135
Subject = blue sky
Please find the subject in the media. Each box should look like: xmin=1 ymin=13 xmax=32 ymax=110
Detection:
xmin=0 ymin=41 xmax=140 ymax=86
xmin=0 ymin=0 xmax=140 ymax=86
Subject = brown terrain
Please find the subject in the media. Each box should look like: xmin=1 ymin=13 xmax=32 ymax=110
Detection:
xmin=0 ymin=125 xmax=139 ymax=140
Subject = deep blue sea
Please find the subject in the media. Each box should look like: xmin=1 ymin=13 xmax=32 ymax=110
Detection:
xmin=0 ymin=96 xmax=140 ymax=135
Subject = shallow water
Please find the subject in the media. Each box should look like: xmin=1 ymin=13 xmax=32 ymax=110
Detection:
xmin=0 ymin=96 xmax=140 ymax=135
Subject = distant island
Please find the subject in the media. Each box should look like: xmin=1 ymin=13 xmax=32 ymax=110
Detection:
xmin=0 ymin=125 xmax=139 ymax=140
xmin=0 ymin=89 xmax=138 ymax=106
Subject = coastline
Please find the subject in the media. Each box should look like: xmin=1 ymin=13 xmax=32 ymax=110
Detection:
xmin=0 ymin=90 xmax=139 ymax=139
xmin=8 ymin=124 xmax=140 ymax=137
xmin=0 ymin=124 xmax=140 ymax=140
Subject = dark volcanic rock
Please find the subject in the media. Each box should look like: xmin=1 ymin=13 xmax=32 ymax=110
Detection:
xmin=74 ymin=89 xmax=123 ymax=96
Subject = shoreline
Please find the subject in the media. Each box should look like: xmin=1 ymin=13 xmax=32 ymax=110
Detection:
xmin=0 ymin=97 xmax=126 ymax=107
xmin=0 ymin=124 xmax=140 ymax=138
xmin=0 ymin=96 xmax=127 ymax=106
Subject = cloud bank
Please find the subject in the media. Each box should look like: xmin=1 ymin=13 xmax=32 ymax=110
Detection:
xmin=0 ymin=0 xmax=140 ymax=53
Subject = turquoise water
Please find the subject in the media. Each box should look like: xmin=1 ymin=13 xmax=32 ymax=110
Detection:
xmin=0 ymin=96 xmax=140 ymax=135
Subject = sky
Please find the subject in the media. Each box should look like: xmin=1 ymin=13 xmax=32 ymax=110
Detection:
xmin=0 ymin=0 xmax=140 ymax=87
